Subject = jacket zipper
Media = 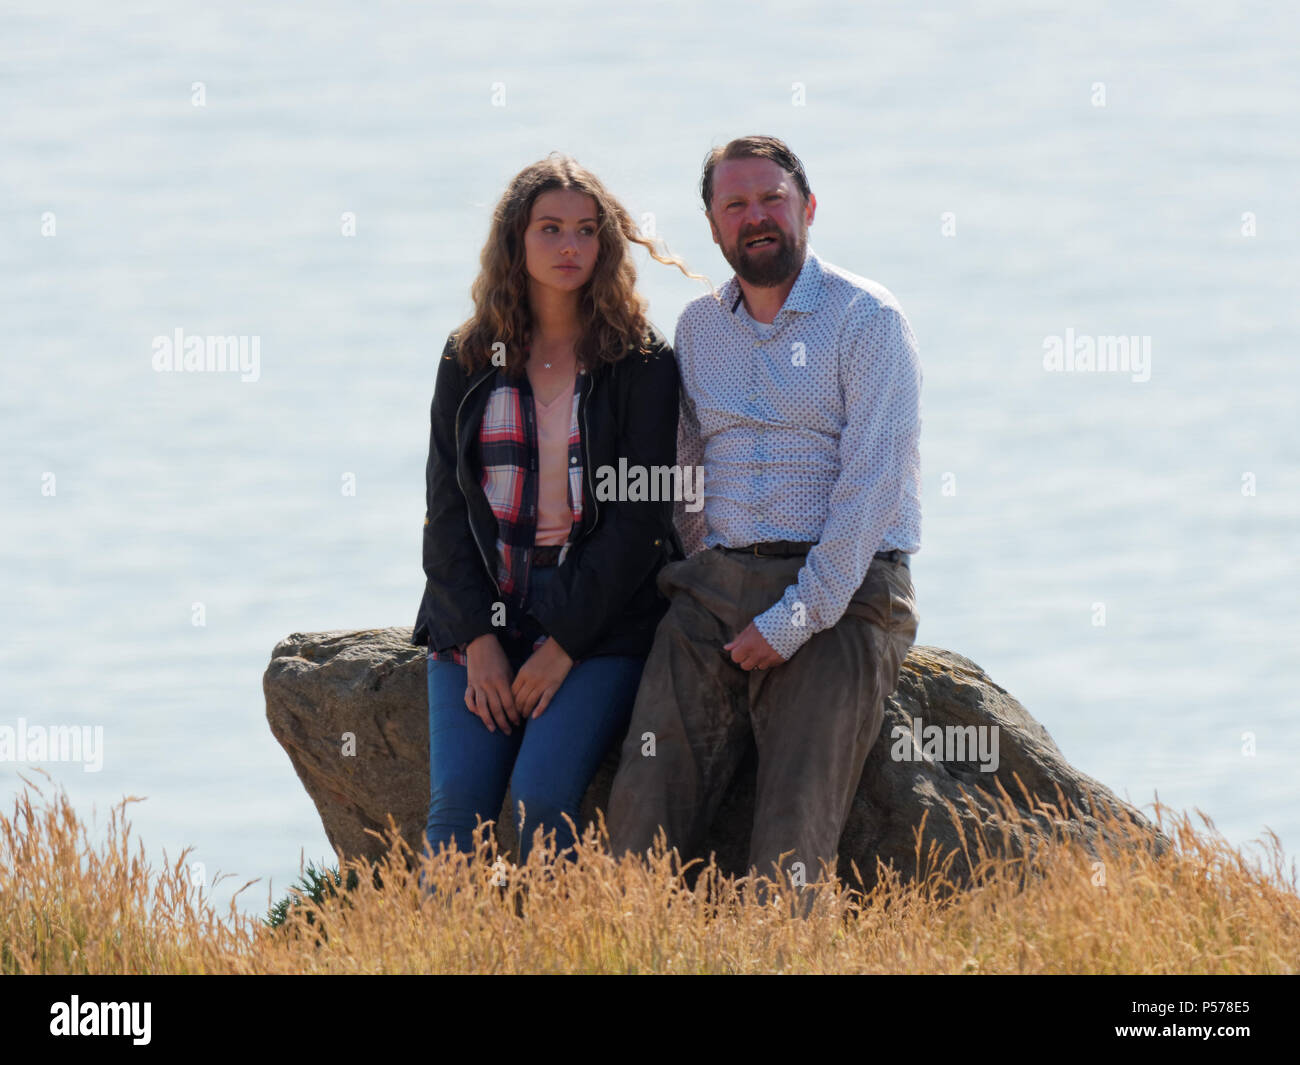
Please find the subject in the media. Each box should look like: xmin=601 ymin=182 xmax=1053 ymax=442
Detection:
xmin=580 ymin=369 xmax=599 ymax=538
xmin=453 ymin=371 xmax=502 ymax=601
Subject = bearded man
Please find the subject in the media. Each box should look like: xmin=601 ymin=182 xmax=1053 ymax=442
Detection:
xmin=605 ymin=135 xmax=923 ymax=898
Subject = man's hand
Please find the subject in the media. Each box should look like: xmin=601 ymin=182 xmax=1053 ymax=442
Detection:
xmin=511 ymin=637 xmax=574 ymax=719
xmin=724 ymin=622 xmax=783 ymax=671
xmin=465 ymin=632 xmax=520 ymax=734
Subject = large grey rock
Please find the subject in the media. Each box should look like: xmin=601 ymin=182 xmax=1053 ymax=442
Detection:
xmin=264 ymin=630 xmax=1164 ymax=889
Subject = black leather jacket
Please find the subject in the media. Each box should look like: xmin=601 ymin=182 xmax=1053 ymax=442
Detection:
xmin=412 ymin=324 xmax=685 ymax=661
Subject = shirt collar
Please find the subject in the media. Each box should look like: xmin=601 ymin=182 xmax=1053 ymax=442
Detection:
xmin=724 ymin=246 xmax=825 ymax=319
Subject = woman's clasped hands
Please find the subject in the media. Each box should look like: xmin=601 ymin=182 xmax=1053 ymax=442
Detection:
xmin=464 ymin=632 xmax=573 ymax=734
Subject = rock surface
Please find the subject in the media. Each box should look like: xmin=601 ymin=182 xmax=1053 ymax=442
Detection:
xmin=265 ymin=629 xmax=1164 ymax=889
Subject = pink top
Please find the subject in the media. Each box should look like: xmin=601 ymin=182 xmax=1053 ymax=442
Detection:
xmin=533 ymin=376 xmax=577 ymax=546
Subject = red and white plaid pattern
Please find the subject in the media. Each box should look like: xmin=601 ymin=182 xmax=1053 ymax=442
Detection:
xmin=430 ymin=372 xmax=583 ymax=666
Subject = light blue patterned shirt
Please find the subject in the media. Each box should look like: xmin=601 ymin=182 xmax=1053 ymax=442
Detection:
xmin=672 ymin=247 xmax=922 ymax=660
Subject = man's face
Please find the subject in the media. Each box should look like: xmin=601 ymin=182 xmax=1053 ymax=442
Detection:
xmin=706 ymin=157 xmax=815 ymax=287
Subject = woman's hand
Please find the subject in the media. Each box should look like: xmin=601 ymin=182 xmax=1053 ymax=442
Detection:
xmin=511 ymin=637 xmax=574 ymax=719
xmin=465 ymin=633 xmax=521 ymax=734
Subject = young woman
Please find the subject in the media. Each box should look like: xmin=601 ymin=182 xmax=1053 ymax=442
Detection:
xmin=411 ymin=153 xmax=693 ymax=870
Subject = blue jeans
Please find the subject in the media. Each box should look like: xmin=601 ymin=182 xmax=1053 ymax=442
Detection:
xmin=423 ymin=565 xmax=644 ymax=865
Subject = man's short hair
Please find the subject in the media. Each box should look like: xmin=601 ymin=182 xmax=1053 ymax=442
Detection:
xmin=700 ymin=136 xmax=812 ymax=214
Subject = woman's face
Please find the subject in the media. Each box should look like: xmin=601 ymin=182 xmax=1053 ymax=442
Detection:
xmin=523 ymin=188 xmax=600 ymax=295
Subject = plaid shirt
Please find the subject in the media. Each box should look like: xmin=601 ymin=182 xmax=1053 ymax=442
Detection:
xmin=428 ymin=369 xmax=584 ymax=666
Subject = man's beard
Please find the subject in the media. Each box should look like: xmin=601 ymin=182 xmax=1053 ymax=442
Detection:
xmin=724 ymin=222 xmax=807 ymax=287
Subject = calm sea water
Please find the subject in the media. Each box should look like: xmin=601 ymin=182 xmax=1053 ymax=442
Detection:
xmin=3 ymin=1 xmax=1297 ymax=918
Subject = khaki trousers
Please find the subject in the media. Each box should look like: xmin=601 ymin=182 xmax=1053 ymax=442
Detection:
xmin=606 ymin=545 xmax=919 ymax=888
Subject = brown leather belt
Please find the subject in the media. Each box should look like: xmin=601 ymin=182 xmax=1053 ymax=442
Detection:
xmin=718 ymin=541 xmax=910 ymax=568
xmin=532 ymin=544 xmax=564 ymax=567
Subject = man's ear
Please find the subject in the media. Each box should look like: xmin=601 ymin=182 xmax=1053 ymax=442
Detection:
xmin=805 ymin=192 xmax=817 ymax=226
xmin=705 ymin=211 xmax=721 ymax=246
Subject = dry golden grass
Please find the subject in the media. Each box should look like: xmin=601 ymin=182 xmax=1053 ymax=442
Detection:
xmin=3 ymin=768 xmax=1297 ymax=974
